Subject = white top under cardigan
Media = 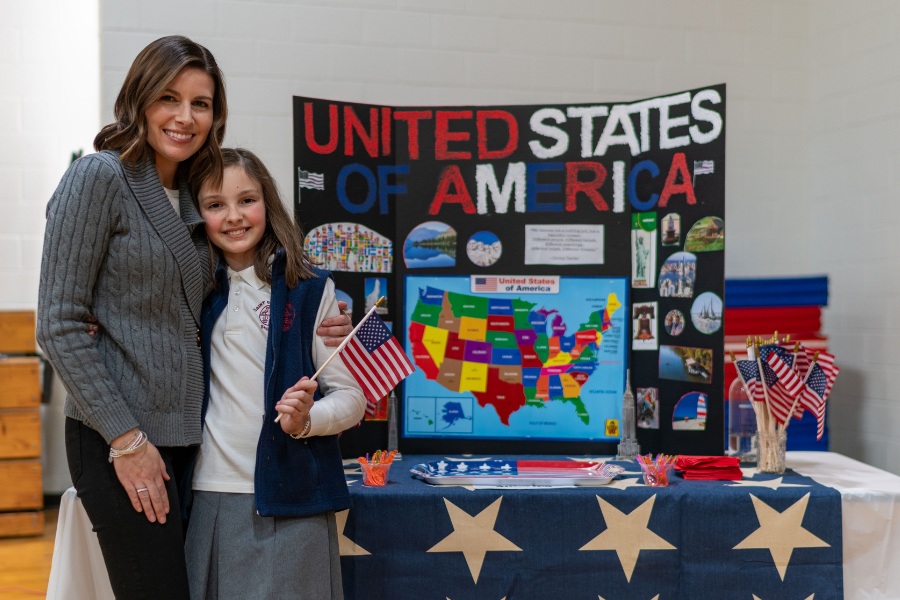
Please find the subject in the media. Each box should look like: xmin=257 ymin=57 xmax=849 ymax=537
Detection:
xmin=192 ymin=265 xmax=365 ymax=494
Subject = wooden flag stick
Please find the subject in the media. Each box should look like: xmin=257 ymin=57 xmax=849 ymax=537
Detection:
xmin=752 ymin=340 xmax=775 ymax=432
xmin=274 ymin=296 xmax=386 ymax=423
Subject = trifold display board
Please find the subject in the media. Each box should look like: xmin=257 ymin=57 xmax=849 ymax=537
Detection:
xmin=293 ymin=84 xmax=725 ymax=456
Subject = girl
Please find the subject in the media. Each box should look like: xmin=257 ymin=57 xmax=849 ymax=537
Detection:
xmin=185 ymin=148 xmax=366 ymax=599
xmin=37 ymin=36 xmax=350 ymax=599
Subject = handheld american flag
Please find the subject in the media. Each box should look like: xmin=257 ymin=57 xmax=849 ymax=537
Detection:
xmin=340 ymin=309 xmax=415 ymax=415
xmin=273 ymin=297 xmax=414 ymax=424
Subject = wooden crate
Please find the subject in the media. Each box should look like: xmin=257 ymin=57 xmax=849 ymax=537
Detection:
xmin=0 ymin=459 xmax=42 ymax=511
xmin=0 ymin=314 xmax=43 ymax=537
xmin=0 ymin=357 xmax=41 ymax=408
xmin=0 ymin=410 xmax=40 ymax=458
xmin=0 ymin=510 xmax=44 ymax=537
xmin=0 ymin=311 xmax=36 ymax=354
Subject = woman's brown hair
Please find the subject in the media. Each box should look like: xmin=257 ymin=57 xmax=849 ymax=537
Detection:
xmin=198 ymin=148 xmax=316 ymax=287
xmin=94 ymin=35 xmax=227 ymax=189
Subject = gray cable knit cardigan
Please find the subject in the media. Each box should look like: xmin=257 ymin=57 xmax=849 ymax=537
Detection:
xmin=37 ymin=150 xmax=211 ymax=447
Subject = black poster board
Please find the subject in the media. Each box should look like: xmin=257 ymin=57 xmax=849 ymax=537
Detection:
xmin=293 ymin=84 xmax=726 ymax=457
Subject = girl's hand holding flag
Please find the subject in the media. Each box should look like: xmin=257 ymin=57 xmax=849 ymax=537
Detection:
xmin=275 ymin=377 xmax=317 ymax=437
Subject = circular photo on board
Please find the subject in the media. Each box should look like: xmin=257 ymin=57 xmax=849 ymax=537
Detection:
xmin=664 ymin=309 xmax=685 ymax=336
xmin=403 ymin=221 xmax=457 ymax=268
xmin=466 ymin=231 xmax=502 ymax=267
xmin=690 ymin=291 xmax=723 ymax=334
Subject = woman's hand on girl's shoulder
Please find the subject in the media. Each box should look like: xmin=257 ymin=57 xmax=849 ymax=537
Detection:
xmin=86 ymin=315 xmax=100 ymax=337
xmin=317 ymin=301 xmax=351 ymax=347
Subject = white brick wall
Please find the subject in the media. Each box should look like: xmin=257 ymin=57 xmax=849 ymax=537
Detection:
xmin=5 ymin=0 xmax=900 ymax=477
xmin=0 ymin=0 xmax=99 ymax=311
xmin=808 ymin=1 xmax=900 ymax=475
xmin=0 ymin=0 xmax=100 ymax=492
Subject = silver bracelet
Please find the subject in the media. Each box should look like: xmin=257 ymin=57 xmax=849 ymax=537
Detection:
xmin=108 ymin=430 xmax=148 ymax=462
xmin=290 ymin=416 xmax=312 ymax=440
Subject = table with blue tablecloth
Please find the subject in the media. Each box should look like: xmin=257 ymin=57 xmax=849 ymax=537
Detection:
xmin=340 ymin=453 xmax=844 ymax=599
xmin=48 ymin=452 xmax=900 ymax=600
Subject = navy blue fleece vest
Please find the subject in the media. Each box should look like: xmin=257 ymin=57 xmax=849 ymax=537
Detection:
xmin=200 ymin=251 xmax=350 ymax=517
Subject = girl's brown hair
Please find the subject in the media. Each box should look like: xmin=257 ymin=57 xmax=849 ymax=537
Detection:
xmin=94 ymin=35 xmax=227 ymax=189
xmin=200 ymin=148 xmax=316 ymax=287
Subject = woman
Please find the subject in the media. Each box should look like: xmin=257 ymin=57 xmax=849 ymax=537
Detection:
xmin=36 ymin=36 xmax=349 ymax=599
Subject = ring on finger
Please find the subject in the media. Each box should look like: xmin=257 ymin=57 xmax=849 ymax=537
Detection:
xmin=136 ymin=487 xmax=149 ymax=493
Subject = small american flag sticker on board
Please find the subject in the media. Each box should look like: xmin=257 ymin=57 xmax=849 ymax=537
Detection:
xmin=693 ymin=160 xmax=715 ymax=175
xmin=472 ymin=276 xmax=498 ymax=292
xmin=297 ymin=168 xmax=325 ymax=191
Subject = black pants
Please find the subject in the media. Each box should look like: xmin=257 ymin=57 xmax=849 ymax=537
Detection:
xmin=65 ymin=417 xmax=192 ymax=600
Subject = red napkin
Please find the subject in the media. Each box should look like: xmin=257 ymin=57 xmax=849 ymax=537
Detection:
xmin=674 ymin=455 xmax=743 ymax=481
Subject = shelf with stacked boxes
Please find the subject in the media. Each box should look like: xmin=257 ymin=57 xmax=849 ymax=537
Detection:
xmin=0 ymin=311 xmax=43 ymax=537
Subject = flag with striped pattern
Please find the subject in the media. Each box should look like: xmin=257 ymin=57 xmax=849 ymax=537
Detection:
xmin=340 ymin=312 xmax=415 ymax=415
xmin=763 ymin=351 xmax=805 ymax=425
xmin=799 ymin=351 xmax=839 ymax=440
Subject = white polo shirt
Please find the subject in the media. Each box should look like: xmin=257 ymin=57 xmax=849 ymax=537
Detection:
xmin=192 ymin=265 xmax=365 ymax=494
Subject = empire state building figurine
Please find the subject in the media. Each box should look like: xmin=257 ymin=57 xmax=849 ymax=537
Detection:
xmin=616 ymin=369 xmax=640 ymax=460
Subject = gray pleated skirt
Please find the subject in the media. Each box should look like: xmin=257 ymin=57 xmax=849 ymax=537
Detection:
xmin=185 ymin=491 xmax=343 ymax=600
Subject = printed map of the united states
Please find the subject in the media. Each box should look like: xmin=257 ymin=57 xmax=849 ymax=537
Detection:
xmin=407 ymin=287 xmax=621 ymax=426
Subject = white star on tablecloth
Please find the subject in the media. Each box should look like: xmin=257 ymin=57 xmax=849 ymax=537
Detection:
xmin=336 ymin=509 xmax=370 ymax=556
xmin=580 ymin=495 xmax=676 ymax=582
xmin=741 ymin=466 xmax=759 ymax=478
xmin=728 ymin=476 xmax=810 ymax=490
xmin=427 ymin=497 xmax=522 ymax=583
xmin=605 ymin=475 xmax=646 ymax=490
xmin=734 ymin=492 xmax=829 ymax=580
